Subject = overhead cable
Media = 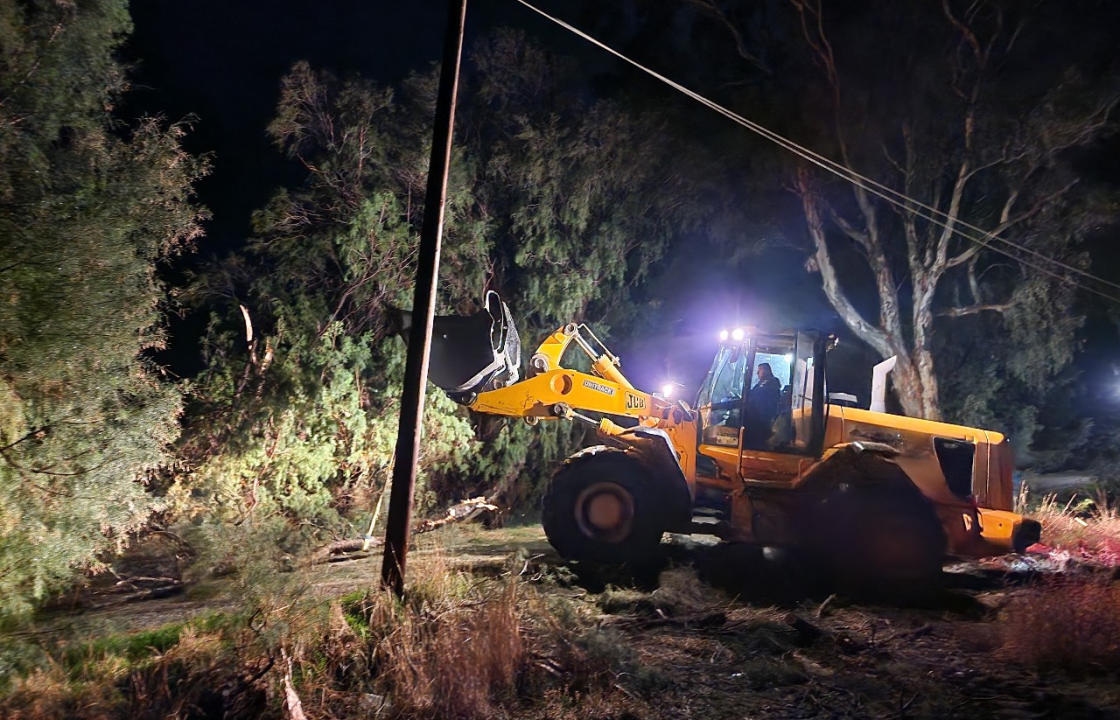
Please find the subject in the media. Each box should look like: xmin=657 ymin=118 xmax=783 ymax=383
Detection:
xmin=510 ymin=0 xmax=1120 ymax=305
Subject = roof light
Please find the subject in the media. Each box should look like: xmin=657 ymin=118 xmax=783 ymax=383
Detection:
xmin=660 ymin=382 xmax=675 ymax=398
xmin=731 ymin=328 xmax=745 ymax=342
xmin=719 ymin=329 xmax=729 ymax=341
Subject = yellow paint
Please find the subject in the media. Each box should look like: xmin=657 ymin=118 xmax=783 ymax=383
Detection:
xmin=837 ymin=405 xmax=1005 ymax=444
xmin=976 ymin=508 xmax=1023 ymax=551
xmin=471 ymin=368 xmax=662 ymax=419
xmin=467 ymin=322 xmax=1035 ymax=559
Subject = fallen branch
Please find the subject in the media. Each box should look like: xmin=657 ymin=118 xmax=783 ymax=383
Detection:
xmin=281 ymin=648 xmax=308 ymax=720
xmin=815 ymin=592 xmax=837 ymax=618
xmin=607 ymin=610 xmax=728 ymax=630
xmin=87 ymin=582 xmax=184 ymax=609
xmin=315 ymin=496 xmax=500 ymax=563
xmin=784 ymin=612 xmax=867 ymax=653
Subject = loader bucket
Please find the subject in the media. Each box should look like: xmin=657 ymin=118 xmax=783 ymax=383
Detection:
xmin=399 ymin=291 xmax=521 ymax=403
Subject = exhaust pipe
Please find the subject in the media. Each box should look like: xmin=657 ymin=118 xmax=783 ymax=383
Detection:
xmin=870 ymin=356 xmax=897 ymax=413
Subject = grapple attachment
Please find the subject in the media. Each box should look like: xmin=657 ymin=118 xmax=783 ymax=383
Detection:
xmin=400 ymin=291 xmax=521 ymax=403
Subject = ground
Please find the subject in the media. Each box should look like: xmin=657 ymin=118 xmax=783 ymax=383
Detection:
xmin=8 ymin=522 xmax=1120 ymax=719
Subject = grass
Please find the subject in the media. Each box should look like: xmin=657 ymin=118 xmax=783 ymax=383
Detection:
xmin=0 ymin=545 xmax=645 ymax=720
xmin=989 ymin=486 xmax=1120 ymax=673
xmin=998 ymin=575 xmax=1120 ymax=673
xmin=1018 ymin=486 xmax=1120 ymax=563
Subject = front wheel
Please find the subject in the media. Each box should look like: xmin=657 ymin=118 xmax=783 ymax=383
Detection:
xmin=542 ymin=448 xmax=665 ymax=564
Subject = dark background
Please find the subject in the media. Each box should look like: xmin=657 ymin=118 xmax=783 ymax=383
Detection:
xmin=122 ymin=0 xmax=1119 ymax=407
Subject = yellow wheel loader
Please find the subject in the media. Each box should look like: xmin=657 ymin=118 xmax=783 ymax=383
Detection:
xmin=418 ymin=293 xmax=1040 ymax=584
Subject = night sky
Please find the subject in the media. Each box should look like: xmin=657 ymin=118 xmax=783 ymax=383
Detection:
xmin=123 ymin=0 xmax=1119 ymax=405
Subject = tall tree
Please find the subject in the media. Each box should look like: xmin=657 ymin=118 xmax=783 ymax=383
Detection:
xmin=0 ymin=0 xmax=208 ymax=615
xmin=783 ymin=0 xmax=1119 ymax=420
xmin=178 ymin=30 xmax=706 ymax=535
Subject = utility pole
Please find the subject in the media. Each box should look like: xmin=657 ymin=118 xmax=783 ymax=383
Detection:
xmin=381 ymin=0 xmax=468 ymax=596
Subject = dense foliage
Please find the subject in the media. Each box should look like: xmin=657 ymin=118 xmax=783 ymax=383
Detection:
xmin=0 ymin=0 xmax=208 ymax=615
xmin=174 ymin=32 xmax=707 ymax=549
xmin=1 ymin=0 xmax=1118 ymax=621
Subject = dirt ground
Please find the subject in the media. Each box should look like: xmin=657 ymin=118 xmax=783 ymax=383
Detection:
xmin=25 ymin=523 xmax=1120 ymax=719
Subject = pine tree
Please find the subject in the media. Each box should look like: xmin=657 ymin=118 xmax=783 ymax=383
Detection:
xmin=0 ymin=0 xmax=208 ymax=616
xmin=178 ymin=31 xmax=706 ymax=535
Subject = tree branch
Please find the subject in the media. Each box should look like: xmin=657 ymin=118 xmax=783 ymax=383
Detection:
xmin=790 ymin=0 xmax=905 ymax=344
xmin=795 ymin=169 xmax=895 ymax=359
xmin=685 ymin=0 xmax=771 ymax=74
xmin=937 ymin=303 xmax=1012 ymax=317
xmin=944 ymin=179 xmax=1076 ymax=268
xmin=826 ymin=206 xmax=870 ymax=250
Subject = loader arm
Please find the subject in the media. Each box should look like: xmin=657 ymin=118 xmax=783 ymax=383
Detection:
xmin=466 ymin=323 xmax=674 ymax=426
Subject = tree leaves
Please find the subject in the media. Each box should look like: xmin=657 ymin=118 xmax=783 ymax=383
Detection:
xmin=0 ymin=1 xmax=208 ymax=617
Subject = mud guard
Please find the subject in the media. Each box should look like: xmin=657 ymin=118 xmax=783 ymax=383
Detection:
xmin=801 ymin=442 xmax=914 ymax=494
xmin=796 ymin=443 xmax=948 ymax=591
xmin=603 ymin=425 xmax=694 ymax=533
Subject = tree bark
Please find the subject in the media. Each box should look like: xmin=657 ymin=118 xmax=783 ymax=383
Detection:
xmin=796 ymin=170 xmax=934 ymax=418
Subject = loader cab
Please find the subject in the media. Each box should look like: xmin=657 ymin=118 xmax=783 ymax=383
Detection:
xmin=695 ymin=330 xmax=828 ymax=478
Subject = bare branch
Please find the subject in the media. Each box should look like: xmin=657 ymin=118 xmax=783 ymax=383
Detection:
xmin=967 ymin=255 xmax=983 ymax=303
xmin=897 ymin=123 xmax=924 ymax=283
xmin=942 ymin=0 xmax=982 ymax=61
xmin=794 ymin=169 xmax=895 ymax=359
xmin=937 ymin=302 xmax=1012 ymax=317
xmin=826 ymin=206 xmax=870 ymax=250
xmin=685 ymin=0 xmax=771 ymax=74
xmin=944 ymin=179 xmax=1076 ymax=268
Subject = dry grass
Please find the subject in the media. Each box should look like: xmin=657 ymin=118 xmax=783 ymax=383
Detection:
xmin=375 ymin=580 xmax=523 ymax=717
xmin=998 ymin=576 xmax=1120 ymax=673
xmin=0 ymin=546 xmax=644 ymax=720
xmin=1 ymin=624 xmax=268 ymax=719
xmin=1020 ymin=487 xmax=1120 ymax=562
xmin=290 ymin=549 xmax=647 ymax=719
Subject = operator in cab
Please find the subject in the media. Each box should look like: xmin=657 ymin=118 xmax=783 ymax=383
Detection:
xmin=745 ymin=362 xmax=781 ymax=448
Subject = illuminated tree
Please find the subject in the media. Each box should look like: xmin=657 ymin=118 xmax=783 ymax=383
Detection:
xmin=0 ymin=0 xmax=207 ymax=615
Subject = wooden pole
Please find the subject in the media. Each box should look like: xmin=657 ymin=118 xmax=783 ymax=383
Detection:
xmin=381 ymin=0 xmax=468 ymax=596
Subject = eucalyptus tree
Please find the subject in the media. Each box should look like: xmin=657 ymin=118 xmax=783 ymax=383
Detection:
xmin=784 ymin=0 xmax=1118 ymax=421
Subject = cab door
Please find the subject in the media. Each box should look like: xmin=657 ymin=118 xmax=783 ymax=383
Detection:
xmin=695 ymin=342 xmax=751 ymax=488
xmin=737 ymin=333 xmax=810 ymax=486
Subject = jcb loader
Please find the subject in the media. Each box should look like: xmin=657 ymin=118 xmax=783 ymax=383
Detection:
xmin=417 ymin=292 xmax=1041 ymax=584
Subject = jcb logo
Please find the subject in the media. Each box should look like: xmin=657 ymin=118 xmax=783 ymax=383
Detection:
xmin=625 ymin=392 xmax=645 ymax=411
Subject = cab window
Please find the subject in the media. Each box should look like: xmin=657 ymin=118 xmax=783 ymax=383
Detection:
xmin=744 ymin=341 xmax=794 ymax=450
xmin=697 ymin=345 xmax=748 ymax=446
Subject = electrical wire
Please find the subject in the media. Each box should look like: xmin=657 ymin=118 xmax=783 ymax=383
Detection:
xmin=510 ymin=0 xmax=1120 ymax=305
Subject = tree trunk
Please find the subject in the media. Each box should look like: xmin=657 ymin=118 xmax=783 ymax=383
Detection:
xmin=796 ymin=170 xmax=942 ymax=420
xmin=890 ymin=353 xmax=940 ymax=420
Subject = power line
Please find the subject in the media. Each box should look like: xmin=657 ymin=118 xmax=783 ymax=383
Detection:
xmin=510 ymin=0 xmax=1120 ymax=306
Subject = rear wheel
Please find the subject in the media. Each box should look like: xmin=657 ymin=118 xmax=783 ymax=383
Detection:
xmin=802 ymin=456 xmax=946 ymax=597
xmin=826 ymin=489 xmax=945 ymax=593
xmin=542 ymin=449 xmax=665 ymax=564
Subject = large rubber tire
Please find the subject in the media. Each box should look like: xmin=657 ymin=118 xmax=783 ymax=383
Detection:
xmin=810 ymin=485 xmax=946 ymax=597
xmin=542 ymin=448 xmax=665 ymax=564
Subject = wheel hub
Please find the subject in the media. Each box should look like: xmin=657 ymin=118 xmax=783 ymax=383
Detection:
xmin=574 ymin=482 xmax=635 ymax=543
